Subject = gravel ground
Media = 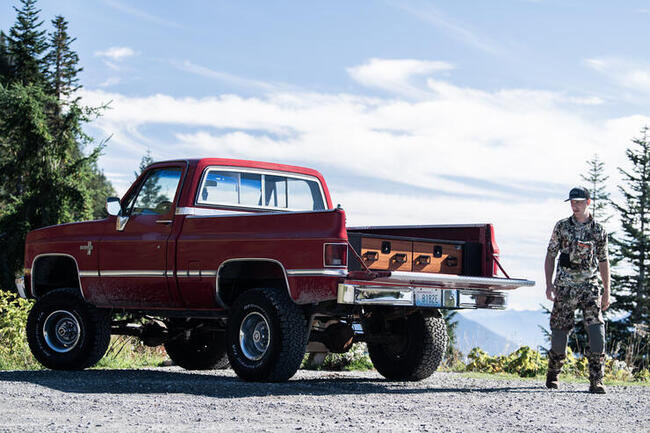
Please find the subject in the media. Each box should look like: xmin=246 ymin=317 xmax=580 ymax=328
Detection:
xmin=0 ymin=368 xmax=648 ymax=433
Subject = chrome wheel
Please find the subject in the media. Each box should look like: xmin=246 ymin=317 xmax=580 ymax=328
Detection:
xmin=43 ymin=310 xmax=81 ymax=353
xmin=239 ymin=312 xmax=270 ymax=361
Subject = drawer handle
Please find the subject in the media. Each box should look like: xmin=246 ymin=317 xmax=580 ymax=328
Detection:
xmin=416 ymin=255 xmax=431 ymax=265
xmin=392 ymin=253 xmax=408 ymax=264
xmin=363 ymin=251 xmax=379 ymax=262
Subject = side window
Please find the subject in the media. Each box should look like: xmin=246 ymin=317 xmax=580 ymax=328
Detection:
xmin=240 ymin=173 xmax=262 ymax=206
xmin=197 ymin=168 xmax=325 ymax=211
xmin=199 ymin=171 xmax=238 ymax=204
xmin=131 ymin=168 xmax=183 ymax=216
xmin=288 ymin=178 xmax=325 ymax=210
xmin=264 ymin=175 xmax=287 ymax=208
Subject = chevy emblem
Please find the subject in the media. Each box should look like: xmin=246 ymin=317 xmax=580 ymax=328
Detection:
xmin=80 ymin=241 xmax=93 ymax=256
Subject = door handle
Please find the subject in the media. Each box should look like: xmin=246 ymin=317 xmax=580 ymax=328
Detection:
xmin=156 ymin=219 xmax=173 ymax=225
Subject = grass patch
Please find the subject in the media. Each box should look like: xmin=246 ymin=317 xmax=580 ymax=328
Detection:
xmin=93 ymin=336 xmax=168 ymax=370
xmin=456 ymin=371 xmax=650 ymax=387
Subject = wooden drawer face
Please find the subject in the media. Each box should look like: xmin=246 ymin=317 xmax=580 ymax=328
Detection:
xmin=412 ymin=241 xmax=463 ymax=275
xmin=361 ymin=238 xmax=412 ymax=271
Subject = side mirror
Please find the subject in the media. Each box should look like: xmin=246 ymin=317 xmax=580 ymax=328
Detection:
xmin=106 ymin=197 xmax=122 ymax=216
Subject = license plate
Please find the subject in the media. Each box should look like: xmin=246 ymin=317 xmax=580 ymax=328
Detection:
xmin=414 ymin=288 xmax=442 ymax=307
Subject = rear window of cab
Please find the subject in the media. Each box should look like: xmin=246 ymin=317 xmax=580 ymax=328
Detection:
xmin=196 ymin=167 xmax=327 ymax=211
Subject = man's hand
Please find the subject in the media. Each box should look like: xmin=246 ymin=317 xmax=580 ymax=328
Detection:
xmin=602 ymin=292 xmax=610 ymax=311
xmin=546 ymin=285 xmax=556 ymax=302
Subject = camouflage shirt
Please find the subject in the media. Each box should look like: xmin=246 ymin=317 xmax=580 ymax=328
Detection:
xmin=547 ymin=215 xmax=608 ymax=287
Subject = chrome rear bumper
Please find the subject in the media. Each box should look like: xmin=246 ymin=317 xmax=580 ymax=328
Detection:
xmin=337 ymin=283 xmax=508 ymax=309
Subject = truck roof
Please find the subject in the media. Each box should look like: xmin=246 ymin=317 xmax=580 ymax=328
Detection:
xmin=153 ymin=158 xmax=326 ymax=179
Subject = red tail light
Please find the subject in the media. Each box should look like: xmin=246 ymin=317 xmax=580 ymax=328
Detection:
xmin=324 ymin=243 xmax=348 ymax=267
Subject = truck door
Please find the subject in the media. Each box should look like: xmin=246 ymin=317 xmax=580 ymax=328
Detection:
xmin=94 ymin=164 xmax=184 ymax=307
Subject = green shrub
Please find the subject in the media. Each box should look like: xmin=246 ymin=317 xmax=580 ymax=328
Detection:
xmin=0 ymin=290 xmax=40 ymax=370
xmin=503 ymin=346 xmax=546 ymax=377
xmin=634 ymin=368 xmax=650 ymax=382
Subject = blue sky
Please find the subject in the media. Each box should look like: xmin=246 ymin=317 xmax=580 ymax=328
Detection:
xmin=3 ymin=0 xmax=650 ymax=310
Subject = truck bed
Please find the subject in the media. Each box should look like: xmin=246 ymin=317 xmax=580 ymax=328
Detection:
xmin=347 ymin=223 xmax=499 ymax=277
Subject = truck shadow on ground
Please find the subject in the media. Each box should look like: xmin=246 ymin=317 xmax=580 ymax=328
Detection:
xmin=0 ymin=369 xmax=546 ymax=398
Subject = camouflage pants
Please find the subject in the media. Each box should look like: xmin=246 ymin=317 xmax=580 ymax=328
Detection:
xmin=550 ymin=283 xmax=604 ymax=331
xmin=587 ymin=352 xmax=605 ymax=382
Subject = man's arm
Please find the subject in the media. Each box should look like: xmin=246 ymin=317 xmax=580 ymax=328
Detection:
xmin=599 ymin=260 xmax=610 ymax=311
xmin=545 ymin=251 xmax=556 ymax=301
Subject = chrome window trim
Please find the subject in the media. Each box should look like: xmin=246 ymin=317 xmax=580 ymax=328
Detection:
xmin=286 ymin=269 xmax=348 ymax=277
xmin=215 ymin=258 xmax=292 ymax=309
xmin=322 ymin=242 xmax=349 ymax=268
xmin=79 ymin=271 xmax=100 ymax=277
xmin=195 ymin=165 xmax=329 ymax=212
xmin=176 ymin=207 xmax=253 ymax=216
xmin=182 ymin=207 xmax=338 ymax=219
xmin=100 ymin=270 xmax=166 ymax=277
xmin=30 ymin=253 xmax=86 ymax=300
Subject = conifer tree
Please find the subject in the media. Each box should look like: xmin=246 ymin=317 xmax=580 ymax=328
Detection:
xmin=610 ymin=127 xmax=650 ymax=367
xmin=0 ymin=31 xmax=11 ymax=83
xmin=6 ymin=0 xmax=47 ymax=85
xmin=0 ymin=0 xmax=113 ymax=291
xmin=581 ymin=154 xmax=612 ymax=224
xmin=45 ymin=16 xmax=82 ymax=101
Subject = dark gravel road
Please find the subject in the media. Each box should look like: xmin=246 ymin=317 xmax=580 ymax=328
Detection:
xmin=0 ymin=368 xmax=647 ymax=432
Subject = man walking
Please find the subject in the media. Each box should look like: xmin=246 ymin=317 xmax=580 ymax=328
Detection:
xmin=544 ymin=186 xmax=610 ymax=394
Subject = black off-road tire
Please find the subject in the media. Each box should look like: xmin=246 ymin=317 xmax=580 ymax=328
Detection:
xmin=226 ymin=288 xmax=307 ymax=382
xmin=164 ymin=330 xmax=229 ymax=370
xmin=367 ymin=313 xmax=448 ymax=381
xmin=26 ymin=288 xmax=111 ymax=370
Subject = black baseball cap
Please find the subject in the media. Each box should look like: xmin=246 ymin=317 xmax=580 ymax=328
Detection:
xmin=565 ymin=186 xmax=590 ymax=202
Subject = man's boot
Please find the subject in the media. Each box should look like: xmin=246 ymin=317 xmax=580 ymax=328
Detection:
xmin=546 ymin=350 xmax=565 ymax=389
xmin=588 ymin=353 xmax=606 ymax=394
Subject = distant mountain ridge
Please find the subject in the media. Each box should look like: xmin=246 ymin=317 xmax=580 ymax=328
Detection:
xmin=454 ymin=314 xmax=518 ymax=356
xmin=453 ymin=309 xmax=549 ymax=356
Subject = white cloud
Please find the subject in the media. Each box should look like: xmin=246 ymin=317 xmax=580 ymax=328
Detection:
xmin=348 ymin=58 xmax=453 ymax=98
xmin=81 ymin=60 xmax=648 ymax=309
xmin=586 ymin=57 xmax=650 ymax=94
xmin=95 ymin=46 xmax=136 ymax=61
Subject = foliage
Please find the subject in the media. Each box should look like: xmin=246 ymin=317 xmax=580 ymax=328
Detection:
xmin=0 ymin=0 xmax=114 ymax=292
xmin=0 ymin=290 xmax=39 ymax=370
xmin=442 ymin=309 xmax=458 ymax=358
xmin=465 ymin=346 xmax=546 ymax=378
xmin=581 ymin=153 xmax=612 ymax=223
xmin=45 ymin=15 xmax=81 ymax=101
xmin=609 ymin=126 xmax=650 ymax=368
xmin=461 ymin=345 xmax=649 ymax=383
xmin=94 ymin=336 xmax=167 ymax=370
xmin=5 ymin=0 xmax=47 ymax=86
xmin=302 ymin=343 xmax=374 ymax=371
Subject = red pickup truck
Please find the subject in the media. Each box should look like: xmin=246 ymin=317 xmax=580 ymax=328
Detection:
xmin=16 ymin=158 xmax=533 ymax=381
